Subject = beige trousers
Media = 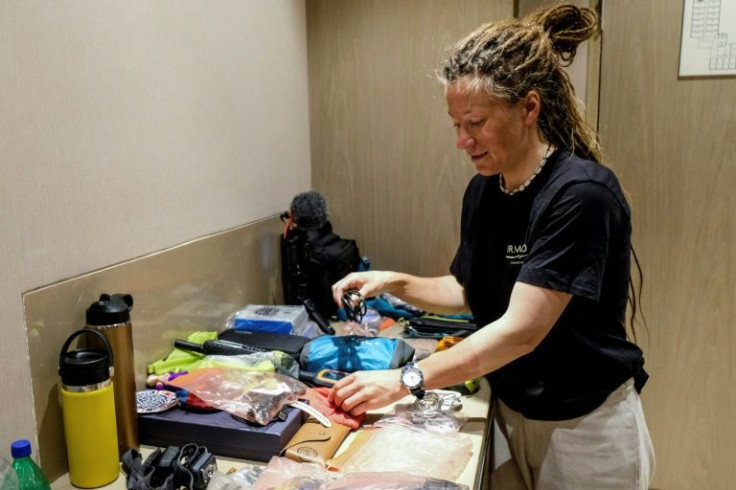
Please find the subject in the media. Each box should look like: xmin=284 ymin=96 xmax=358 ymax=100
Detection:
xmin=489 ymin=379 xmax=655 ymax=490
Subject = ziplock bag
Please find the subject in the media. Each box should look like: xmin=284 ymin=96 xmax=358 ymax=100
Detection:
xmin=328 ymin=425 xmax=472 ymax=481
xmin=167 ymin=367 xmax=307 ymax=425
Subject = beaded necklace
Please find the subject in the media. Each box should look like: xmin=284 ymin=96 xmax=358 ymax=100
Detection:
xmin=499 ymin=145 xmax=553 ymax=196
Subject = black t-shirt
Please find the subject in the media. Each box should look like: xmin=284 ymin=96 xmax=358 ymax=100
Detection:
xmin=450 ymin=150 xmax=647 ymax=421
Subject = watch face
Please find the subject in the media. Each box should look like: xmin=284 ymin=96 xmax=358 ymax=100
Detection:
xmin=402 ymin=368 xmax=422 ymax=389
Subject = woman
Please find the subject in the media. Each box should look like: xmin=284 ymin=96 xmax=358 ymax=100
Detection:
xmin=329 ymin=3 xmax=654 ymax=489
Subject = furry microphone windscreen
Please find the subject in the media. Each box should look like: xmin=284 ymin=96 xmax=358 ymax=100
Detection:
xmin=290 ymin=191 xmax=328 ymax=230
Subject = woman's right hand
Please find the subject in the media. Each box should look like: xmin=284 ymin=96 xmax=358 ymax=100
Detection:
xmin=331 ymin=270 xmax=398 ymax=305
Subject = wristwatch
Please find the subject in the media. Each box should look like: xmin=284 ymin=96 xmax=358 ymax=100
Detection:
xmin=400 ymin=362 xmax=425 ymax=399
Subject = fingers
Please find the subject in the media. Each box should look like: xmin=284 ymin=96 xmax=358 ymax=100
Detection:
xmin=329 ymin=370 xmax=404 ymax=416
xmin=331 ymin=272 xmax=368 ymax=305
xmin=328 ymin=374 xmax=355 ymax=404
xmin=331 ymin=270 xmax=394 ymax=306
xmin=347 ymin=400 xmax=371 ymax=416
xmin=334 ymin=384 xmax=370 ymax=415
xmin=329 ymin=374 xmax=359 ymax=407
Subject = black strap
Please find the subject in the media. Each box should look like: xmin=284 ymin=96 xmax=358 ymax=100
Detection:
xmin=121 ymin=449 xmax=157 ymax=490
xmin=121 ymin=445 xmax=213 ymax=490
xmin=486 ymin=392 xmax=498 ymax=490
xmin=173 ymin=444 xmax=196 ymax=490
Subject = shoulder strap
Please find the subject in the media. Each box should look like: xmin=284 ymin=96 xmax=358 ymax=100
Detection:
xmin=121 ymin=449 xmax=157 ymax=490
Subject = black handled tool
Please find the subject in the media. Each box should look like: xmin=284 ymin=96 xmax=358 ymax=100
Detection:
xmin=299 ymin=296 xmax=335 ymax=335
xmin=174 ymin=339 xmax=269 ymax=356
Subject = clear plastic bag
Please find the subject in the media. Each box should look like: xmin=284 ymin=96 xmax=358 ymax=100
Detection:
xmin=374 ymin=391 xmax=468 ymax=433
xmin=343 ymin=320 xmax=378 ymax=337
xmin=328 ymin=473 xmax=468 ymax=490
xmin=254 ymin=456 xmax=337 ymax=490
xmin=331 ymin=425 xmax=473 ymax=481
xmin=0 ymin=457 xmax=18 ymax=490
xmin=147 ymin=345 xmax=299 ymax=378
xmin=167 ymin=367 xmax=307 ymax=425
xmin=207 ymin=463 xmax=264 ymax=490
xmin=252 ymin=456 xmax=468 ymax=490
xmin=194 ymin=352 xmax=301 ymax=378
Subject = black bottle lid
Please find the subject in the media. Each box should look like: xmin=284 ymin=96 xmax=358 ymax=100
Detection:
xmin=86 ymin=293 xmax=134 ymax=326
xmin=59 ymin=330 xmax=114 ymax=386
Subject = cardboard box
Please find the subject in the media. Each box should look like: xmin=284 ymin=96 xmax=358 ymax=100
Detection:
xmin=139 ymin=406 xmax=303 ymax=461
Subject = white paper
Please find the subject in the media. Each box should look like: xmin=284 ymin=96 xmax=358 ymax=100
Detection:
xmin=679 ymin=0 xmax=736 ymax=76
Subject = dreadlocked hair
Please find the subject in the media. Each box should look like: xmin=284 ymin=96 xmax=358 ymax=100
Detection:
xmin=438 ymin=2 xmax=601 ymax=163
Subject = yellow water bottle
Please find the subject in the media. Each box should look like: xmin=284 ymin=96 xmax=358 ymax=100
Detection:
xmin=58 ymin=329 xmax=119 ymax=488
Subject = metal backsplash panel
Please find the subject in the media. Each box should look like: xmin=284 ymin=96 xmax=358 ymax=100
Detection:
xmin=23 ymin=216 xmax=282 ymax=480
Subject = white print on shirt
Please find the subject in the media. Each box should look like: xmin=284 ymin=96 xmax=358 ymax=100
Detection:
xmin=506 ymin=243 xmax=528 ymax=265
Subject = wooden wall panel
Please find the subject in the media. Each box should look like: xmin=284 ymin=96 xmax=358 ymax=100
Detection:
xmin=599 ymin=2 xmax=736 ymax=489
xmin=307 ymin=0 xmax=512 ymax=276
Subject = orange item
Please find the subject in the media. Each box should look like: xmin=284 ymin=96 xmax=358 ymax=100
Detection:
xmin=378 ymin=318 xmax=396 ymax=331
xmin=436 ymin=336 xmax=464 ymax=351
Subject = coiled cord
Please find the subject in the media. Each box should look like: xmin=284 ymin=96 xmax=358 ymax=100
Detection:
xmin=341 ymin=289 xmax=367 ymax=323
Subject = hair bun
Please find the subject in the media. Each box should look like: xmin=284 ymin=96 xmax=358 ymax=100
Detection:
xmin=527 ymin=3 xmax=599 ymax=65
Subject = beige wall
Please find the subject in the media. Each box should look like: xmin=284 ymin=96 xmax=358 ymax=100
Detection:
xmin=307 ymin=0 xmax=512 ymax=276
xmin=0 ymin=0 xmax=310 ymax=456
xmin=307 ymin=0 xmax=591 ymax=275
xmin=599 ymin=2 xmax=736 ymax=489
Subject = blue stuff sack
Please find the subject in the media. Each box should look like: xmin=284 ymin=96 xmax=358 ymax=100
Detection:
xmin=299 ymin=335 xmax=415 ymax=373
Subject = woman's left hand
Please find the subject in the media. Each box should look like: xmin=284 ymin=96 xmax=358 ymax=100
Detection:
xmin=328 ymin=369 xmax=408 ymax=415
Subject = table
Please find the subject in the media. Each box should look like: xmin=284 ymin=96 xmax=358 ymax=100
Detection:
xmin=53 ymin=320 xmax=492 ymax=489
xmin=336 ymin=377 xmax=492 ymax=487
xmin=51 ymin=376 xmax=491 ymax=489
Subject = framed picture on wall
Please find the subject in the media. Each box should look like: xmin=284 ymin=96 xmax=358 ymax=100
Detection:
xmin=679 ymin=0 xmax=736 ymax=77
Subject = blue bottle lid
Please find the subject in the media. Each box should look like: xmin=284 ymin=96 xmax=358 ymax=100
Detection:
xmin=11 ymin=439 xmax=31 ymax=458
